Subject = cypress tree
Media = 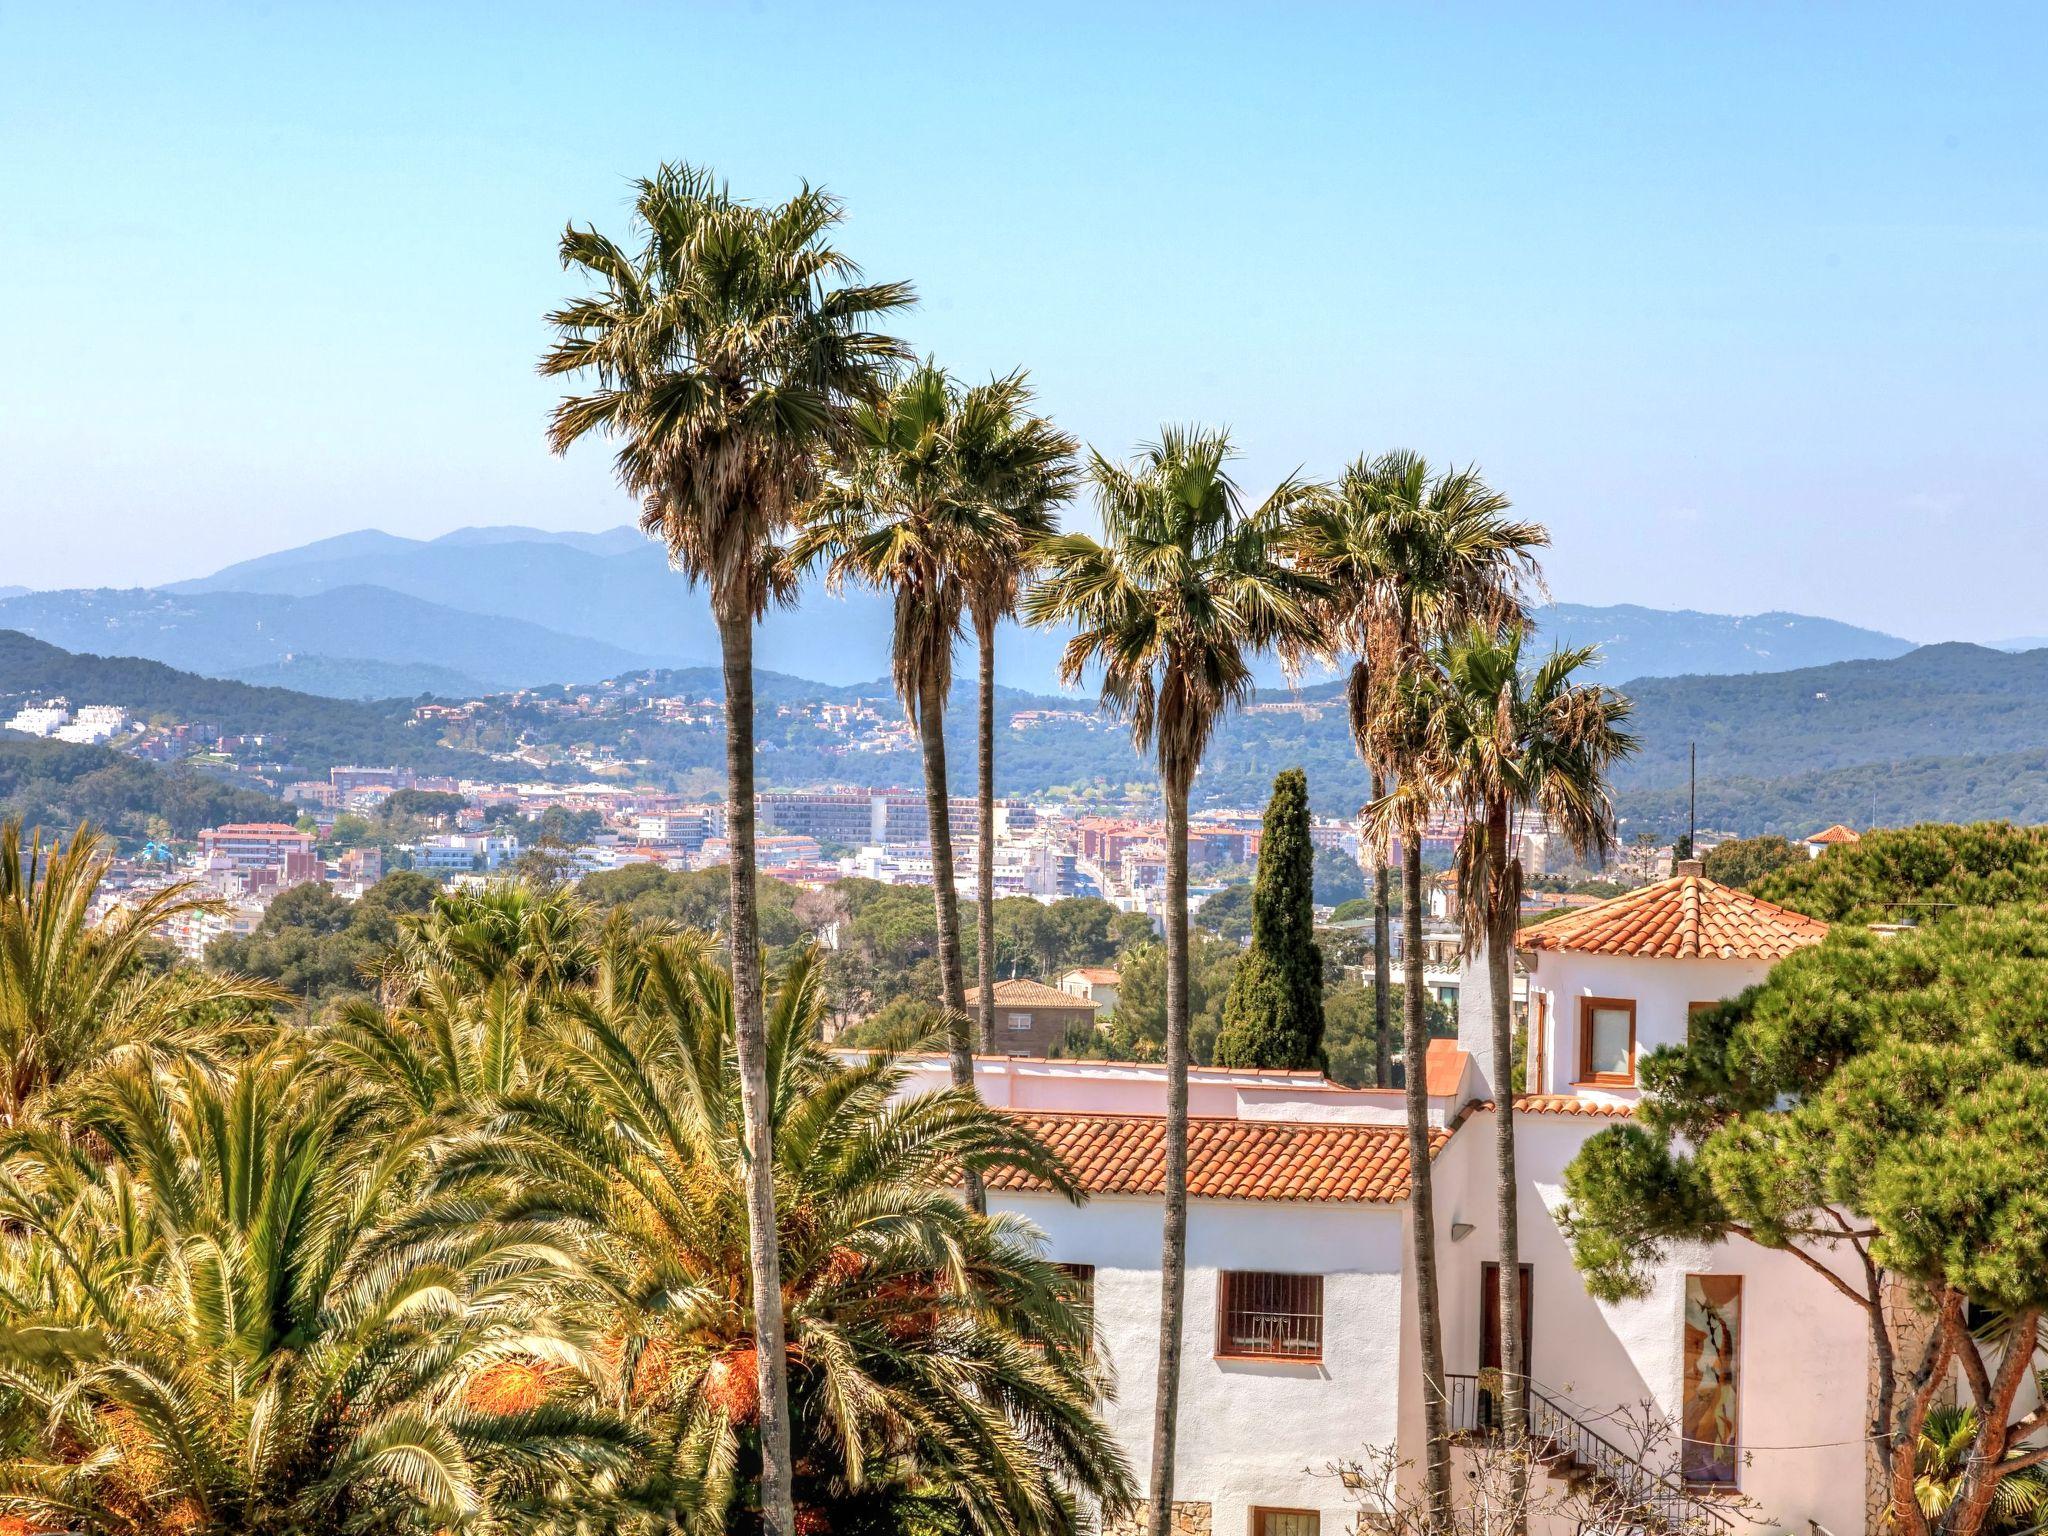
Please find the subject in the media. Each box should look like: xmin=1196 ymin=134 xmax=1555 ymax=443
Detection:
xmin=1213 ymin=767 xmax=1326 ymax=1070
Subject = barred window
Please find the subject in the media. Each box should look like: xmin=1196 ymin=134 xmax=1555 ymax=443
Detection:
xmin=1218 ymin=1271 xmax=1323 ymax=1361
xmin=1254 ymin=1509 xmax=1319 ymax=1536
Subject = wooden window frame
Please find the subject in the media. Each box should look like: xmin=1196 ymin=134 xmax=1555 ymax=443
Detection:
xmin=1055 ymin=1262 xmax=1096 ymax=1359
xmin=1479 ymin=1261 xmax=1534 ymax=1376
xmin=1251 ymin=1509 xmax=1320 ymax=1536
xmin=1216 ymin=1270 xmax=1324 ymax=1362
xmin=1577 ymin=996 xmax=1637 ymax=1085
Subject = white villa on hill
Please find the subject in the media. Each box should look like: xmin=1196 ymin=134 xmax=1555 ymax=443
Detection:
xmin=892 ymin=862 xmax=1881 ymax=1536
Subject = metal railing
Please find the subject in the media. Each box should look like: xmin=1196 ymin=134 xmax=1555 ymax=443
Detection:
xmin=1444 ymin=1374 xmax=1737 ymax=1536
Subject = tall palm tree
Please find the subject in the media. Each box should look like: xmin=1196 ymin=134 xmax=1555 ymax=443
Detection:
xmin=435 ymin=944 xmax=1137 ymax=1536
xmin=1334 ymin=452 xmax=1546 ymax=1527
xmin=0 ymin=1050 xmax=633 ymax=1534
xmin=1025 ymin=428 xmax=1321 ymax=1536
xmin=792 ymin=363 xmax=973 ymax=1038
xmin=542 ymin=160 xmax=912 ymax=1534
xmin=1415 ymin=624 xmax=1634 ymax=1517
xmin=949 ymin=374 xmax=1078 ymax=1053
xmin=794 ymin=364 xmax=1072 ymax=1108
xmin=0 ymin=818 xmax=281 ymax=1125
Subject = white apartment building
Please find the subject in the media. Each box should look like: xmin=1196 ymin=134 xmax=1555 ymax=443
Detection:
xmin=3 ymin=699 xmax=71 ymax=737
xmin=161 ymin=898 xmax=268 ymax=961
xmin=887 ymin=862 xmax=1881 ymax=1536
xmin=407 ymin=832 xmax=520 ymax=873
xmin=53 ymin=704 xmax=129 ymax=743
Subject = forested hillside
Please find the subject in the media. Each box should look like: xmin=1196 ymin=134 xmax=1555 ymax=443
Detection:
xmin=0 ymin=736 xmax=286 ymax=839
xmin=0 ymin=630 xmax=491 ymax=776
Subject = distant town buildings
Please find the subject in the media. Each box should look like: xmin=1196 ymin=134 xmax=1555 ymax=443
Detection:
xmin=2 ymin=698 xmax=129 ymax=743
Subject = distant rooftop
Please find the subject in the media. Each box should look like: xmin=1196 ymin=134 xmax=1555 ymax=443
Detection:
xmin=986 ymin=1112 xmax=1446 ymax=1203
xmin=1519 ymin=869 xmax=1829 ymax=961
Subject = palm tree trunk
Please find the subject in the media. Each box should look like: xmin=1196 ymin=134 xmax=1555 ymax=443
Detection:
xmin=717 ymin=609 xmax=795 ymax=1536
xmin=1403 ymin=818 xmax=1451 ymax=1527
xmin=1147 ymin=764 xmax=1193 ymax=1536
xmin=918 ymin=670 xmax=984 ymax=1213
xmin=974 ymin=617 xmax=999 ymax=1054
xmin=1371 ymin=769 xmax=1393 ymax=1088
xmin=1487 ymin=809 xmax=1528 ymax=1528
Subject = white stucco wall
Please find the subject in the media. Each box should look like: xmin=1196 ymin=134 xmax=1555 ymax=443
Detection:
xmin=1427 ymin=1110 xmax=1871 ymax=1536
xmin=1521 ymin=950 xmax=1773 ymax=1102
xmin=994 ymin=1188 xmax=1408 ymax=1534
xmin=882 ymin=1054 xmax=1470 ymax=1127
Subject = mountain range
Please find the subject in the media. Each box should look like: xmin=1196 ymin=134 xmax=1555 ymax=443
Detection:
xmin=1 ymin=523 xmax=1918 ymax=699
xmin=11 ymin=622 xmax=2048 ymax=837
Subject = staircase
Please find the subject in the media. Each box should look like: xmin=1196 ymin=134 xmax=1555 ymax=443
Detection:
xmin=1444 ymin=1374 xmax=1738 ymax=1536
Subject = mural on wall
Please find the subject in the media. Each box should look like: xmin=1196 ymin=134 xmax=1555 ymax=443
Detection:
xmin=1682 ymin=1274 xmax=1743 ymax=1486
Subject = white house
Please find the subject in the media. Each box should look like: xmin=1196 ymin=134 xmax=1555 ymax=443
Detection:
xmin=1058 ymin=965 xmax=1121 ymax=1017
xmin=1803 ymin=822 xmax=1861 ymax=859
xmin=890 ymin=862 xmax=1884 ymax=1536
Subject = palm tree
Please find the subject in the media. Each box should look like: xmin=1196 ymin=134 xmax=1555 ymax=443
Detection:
xmin=792 ymin=364 xmax=976 ymax=1061
xmin=1025 ymin=427 xmax=1321 ymax=1536
xmin=542 ymin=160 xmax=912 ymax=1533
xmin=1415 ymin=624 xmax=1634 ymax=1514
xmin=1913 ymin=1406 xmax=2048 ymax=1533
xmin=0 ymin=818 xmax=281 ymax=1125
xmin=950 ymin=374 xmax=1078 ymax=1055
xmin=0 ymin=1050 xmax=634 ymax=1534
xmin=1334 ymin=452 xmax=1546 ymax=1526
xmin=434 ymin=944 xmax=1137 ymax=1536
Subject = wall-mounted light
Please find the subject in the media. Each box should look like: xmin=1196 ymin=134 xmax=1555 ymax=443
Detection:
xmin=1450 ymin=1222 xmax=1475 ymax=1242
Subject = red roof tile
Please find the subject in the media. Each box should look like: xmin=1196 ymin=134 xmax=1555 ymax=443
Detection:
xmin=966 ymin=978 xmax=1095 ymax=1009
xmin=1484 ymin=1095 xmax=1637 ymax=1118
xmin=1424 ymin=1039 xmax=1470 ymax=1097
xmin=1805 ymin=824 xmax=1861 ymax=845
xmin=987 ymin=1112 xmax=1445 ymax=1203
xmin=1518 ymin=873 xmax=1828 ymax=961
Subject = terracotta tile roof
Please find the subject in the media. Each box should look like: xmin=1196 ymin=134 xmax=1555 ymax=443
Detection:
xmin=1805 ymin=823 xmax=1861 ymax=845
xmin=1517 ymin=873 xmax=1828 ymax=961
xmin=1062 ymin=967 xmax=1121 ymax=984
xmin=966 ymin=978 xmax=1096 ymax=1009
xmin=1425 ymin=1039 xmax=1470 ymax=1097
xmin=988 ymin=1112 xmax=1445 ymax=1203
xmin=1481 ymin=1095 xmax=1637 ymax=1118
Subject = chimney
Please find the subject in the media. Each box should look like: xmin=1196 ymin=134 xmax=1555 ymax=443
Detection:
xmin=1676 ymin=858 xmax=1705 ymax=877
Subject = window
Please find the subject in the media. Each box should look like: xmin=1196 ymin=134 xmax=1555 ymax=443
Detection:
xmin=1682 ymin=1274 xmax=1742 ymax=1488
xmin=1218 ymin=1271 xmax=1323 ymax=1361
xmin=1687 ymin=1000 xmax=1719 ymax=1044
xmin=1253 ymin=1511 xmax=1319 ymax=1536
xmin=1057 ymin=1262 xmax=1096 ymax=1355
xmin=1578 ymin=997 xmax=1636 ymax=1084
xmin=1006 ymin=1012 xmax=1034 ymax=1032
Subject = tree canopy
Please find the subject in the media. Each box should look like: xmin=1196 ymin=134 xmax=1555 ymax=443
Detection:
xmin=1563 ymin=894 xmax=2048 ymax=1532
xmin=1699 ymin=832 xmax=1803 ymax=888
xmin=1749 ymin=821 xmax=2048 ymax=923
xmin=1213 ymin=769 xmax=1325 ymax=1071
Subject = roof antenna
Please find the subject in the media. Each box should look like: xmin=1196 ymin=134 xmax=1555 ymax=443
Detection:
xmin=1688 ymin=741 xmax=1696 ymax=856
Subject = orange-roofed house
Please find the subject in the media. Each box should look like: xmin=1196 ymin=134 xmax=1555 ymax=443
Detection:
xmin=870 ymin=860 xmax=1873 ymax=1534
xmin=1515 ymin=856 xmax=1828 ymax=1108
xmin=1056 ymin=964 xmax=1121 ymax=1018
xmin=1803 ymin=822 xmax=1862 ymax=858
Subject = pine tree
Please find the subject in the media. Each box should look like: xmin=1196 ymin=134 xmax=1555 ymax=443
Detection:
xmin=1214 ymin=767 xmax=1326 ymax=1070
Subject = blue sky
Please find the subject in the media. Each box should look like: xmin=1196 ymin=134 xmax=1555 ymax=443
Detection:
xmin=3 ymin=3 xmax=2043 ymax=641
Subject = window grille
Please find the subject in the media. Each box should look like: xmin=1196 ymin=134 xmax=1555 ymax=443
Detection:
xmin=1218 ymin=1271 xmax=1323 ymax=1360
xmin=1254 ymin=1510 xmax=1319 ymax=1536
